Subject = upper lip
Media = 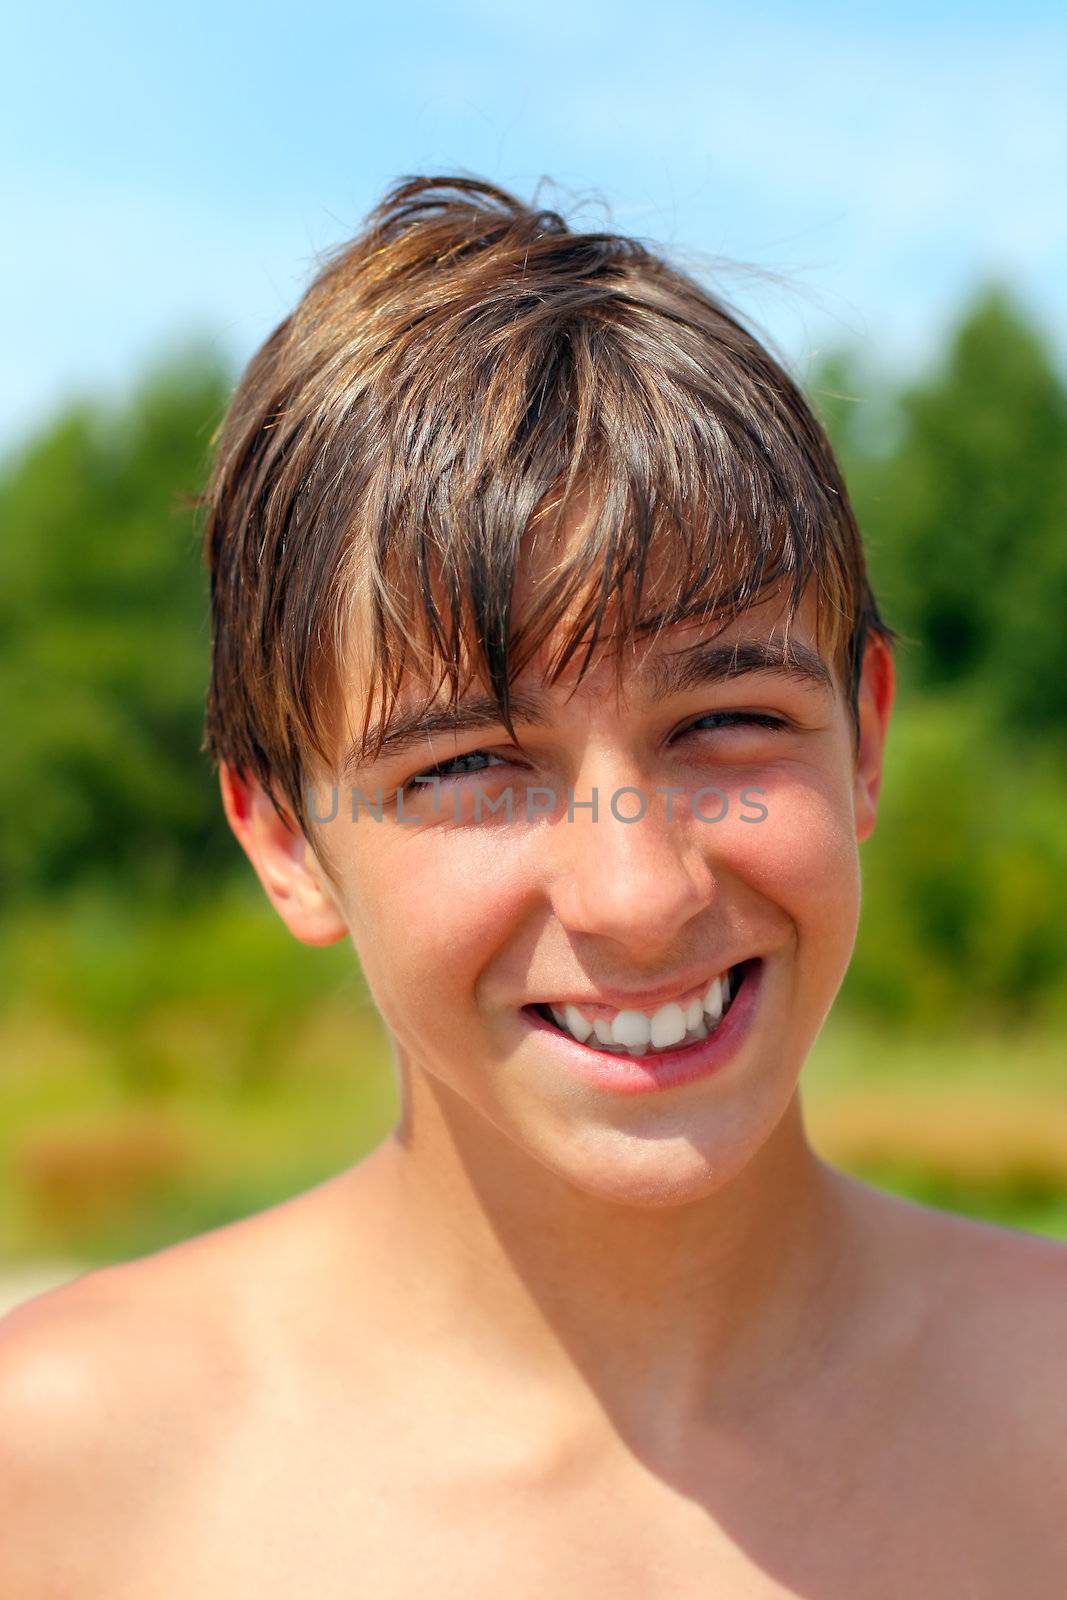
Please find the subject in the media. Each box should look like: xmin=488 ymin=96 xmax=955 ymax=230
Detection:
xmin=528 ymin=959 xmax=754 ymax=1014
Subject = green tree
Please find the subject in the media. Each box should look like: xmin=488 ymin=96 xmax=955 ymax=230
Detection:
xmin=0 ymin=342 xmax=237 ymax=905
xmin=812 ymin=285 xmax=1067 ymax=734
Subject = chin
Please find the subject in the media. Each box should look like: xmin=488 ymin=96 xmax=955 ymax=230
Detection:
xmin=518 ymin=1114 xmax=785 ymax=1211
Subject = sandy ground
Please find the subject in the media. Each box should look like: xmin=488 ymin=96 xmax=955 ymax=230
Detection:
xmin=0 ymin=1262 xmax=88 ymax=1320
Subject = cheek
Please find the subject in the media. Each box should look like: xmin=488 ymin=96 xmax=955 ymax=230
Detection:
xmin=732 ymin=763 xmax=861 ymax=965
xmin=338 ymin=825 xmax=528 ymax=1042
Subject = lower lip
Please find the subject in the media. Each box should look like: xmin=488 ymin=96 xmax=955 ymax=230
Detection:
xmin=522 ymin=959 xmax=765 ymax=1096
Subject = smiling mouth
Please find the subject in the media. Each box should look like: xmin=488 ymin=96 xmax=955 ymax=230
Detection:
xmin=526 ymin=959 xmax=758 ymax=1058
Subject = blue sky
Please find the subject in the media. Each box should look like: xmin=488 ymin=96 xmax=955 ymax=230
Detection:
xmin=4 ymin=0 xmax=1065 ymax=455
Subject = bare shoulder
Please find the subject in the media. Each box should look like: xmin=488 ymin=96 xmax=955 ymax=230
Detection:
xmin=930 ymin=1207 xmax=1067 ymax=1541
xmin=0 ymin=1270 xmax=161 ymax=1593
xmin=852 ymin=1171 xmax=1067 ymax=1346
xmin=0 ymin=1166 xmax=361 ymax=1462
xmin=848 ymin=1175 xmax=1067 ymax=1491
xmin=0 ymin=1243 xmax=252 ymax=1418
xmin=902 ymin=1190 xmax=1067 ymax=1362
xmin=930 ymin=1203 xmax=1067 ymax=1398
xmin=0 ymin=1222 xmax=276 ymax=1596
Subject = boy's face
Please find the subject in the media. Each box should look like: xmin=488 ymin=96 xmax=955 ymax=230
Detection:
xmin=222 ymin=543 xmax=894 ymax=1209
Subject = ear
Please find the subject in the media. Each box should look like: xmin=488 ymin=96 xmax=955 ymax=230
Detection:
xmin=852 ymin=634 xmax=896 ymax=845
xmin=219 ymin=763 xmax=349 ymax=947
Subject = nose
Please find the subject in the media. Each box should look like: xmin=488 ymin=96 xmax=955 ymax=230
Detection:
xmin=545 ymin=770 xmax=717 ymax=960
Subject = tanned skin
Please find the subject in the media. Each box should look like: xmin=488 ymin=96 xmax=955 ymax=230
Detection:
xmin=2 ymin=554 xmax=1066 ymax=1598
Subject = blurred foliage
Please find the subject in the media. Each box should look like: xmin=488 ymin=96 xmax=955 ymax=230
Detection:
xmin=806 ymin=282 xmax=1067 ymax=1033
xmin=1 ymin=283 xmax=1066 ymax=1262
xmin=0 ymin=340 xmax=236 ymax=907
xmin=0 ymin=877 xmax=396 ymax=1264
xmin=811 ymin=284 xmax=1067 ymax=730
xmin=842 ymin=691 xmax=1067 ymax=1033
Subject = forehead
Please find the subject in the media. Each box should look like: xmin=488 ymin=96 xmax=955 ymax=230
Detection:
xmin=329 ymin=473 xmax=845 ymax=774
xmin=332 ymin=580 xmax=836 ymax=780
xmin=527 ymin=580 xmax=828 ymax=697
xmin=347 ymin=522 xmax=828 ymax=683
xmin=515 ymin=479 xmax=836 ymax=686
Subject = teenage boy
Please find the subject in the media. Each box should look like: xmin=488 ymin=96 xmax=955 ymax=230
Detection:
xmin=2 ymin=175 xmax=1066 ymax=1598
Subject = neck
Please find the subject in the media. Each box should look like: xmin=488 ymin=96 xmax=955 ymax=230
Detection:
xmin=353 ymin=1065 xmax=862 ymax=1458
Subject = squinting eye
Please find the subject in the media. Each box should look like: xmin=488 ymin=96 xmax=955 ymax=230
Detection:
xmin=402 ymin=749 xmax=510 ymax=793
xmin=684 ymin=712 xmax=790 ymax=736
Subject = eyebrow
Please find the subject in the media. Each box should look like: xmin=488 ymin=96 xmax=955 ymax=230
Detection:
xmin=342 ymin=637 xmax=834 ymax=777
xmin=647 ymin=637 xmax=834 ymax=702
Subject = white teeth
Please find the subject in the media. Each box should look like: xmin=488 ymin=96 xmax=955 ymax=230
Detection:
xmin=563 ymin=1004 xmax=593 ymax=1042
xmin=649 ymin=1002 xmax=687 ymax=1049
xmin=543 ymin=965 xmax=742 ymax=1052
xmin=703 ymin=977 xmax=724 ymax=1023
xmin=610 ymin=1010 xmax=651 ymax=1050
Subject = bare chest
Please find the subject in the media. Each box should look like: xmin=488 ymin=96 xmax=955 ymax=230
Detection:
xmin=102 ymin=1392 xmax=1063 ymax=1600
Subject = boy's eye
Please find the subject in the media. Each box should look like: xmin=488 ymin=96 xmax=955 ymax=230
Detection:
xmin=682 ymin=711 xmax=790 ymax=738
xmin=401 ymin=713 xmax=790 ymax=791
xmin=409 ymin=713 xmax=793 ymax=787
xmin=403 ymin=749 xmax=510 ymax=791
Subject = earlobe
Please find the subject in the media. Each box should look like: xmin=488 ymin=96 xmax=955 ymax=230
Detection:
xmin=218 ymin=764 xmax=349 ymax=947
xmin=852 ymin=636 xmax=896 ymax=844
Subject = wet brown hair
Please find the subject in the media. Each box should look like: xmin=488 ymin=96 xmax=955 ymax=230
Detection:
xmin=199 ymin=173 xmax=897 ymax=849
